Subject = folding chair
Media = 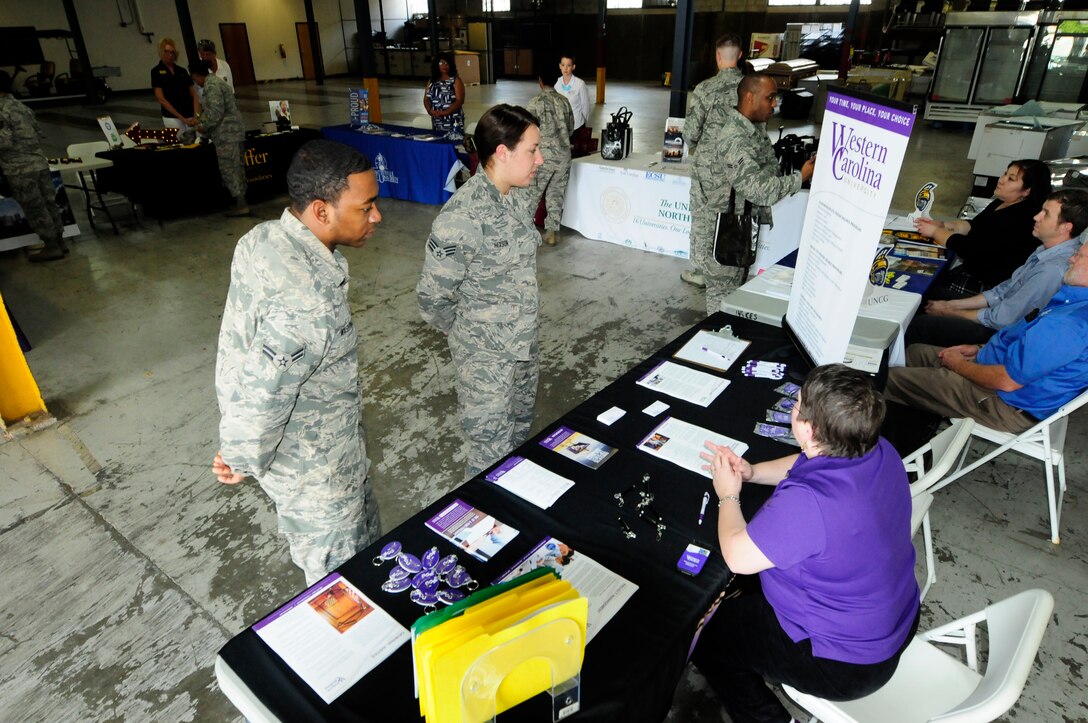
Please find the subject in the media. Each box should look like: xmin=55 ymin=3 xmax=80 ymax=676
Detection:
xmin=783 ymin=588 xmax=1054 ymax=723
xmin=931 ymin=388 xmax=1088 ymax=544
xmin=900 ymin=418 xmax=975 ymax=600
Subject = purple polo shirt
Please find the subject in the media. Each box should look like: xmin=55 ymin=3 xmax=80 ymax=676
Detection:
xmin=748 ymin=437 xmax=919 ymax=664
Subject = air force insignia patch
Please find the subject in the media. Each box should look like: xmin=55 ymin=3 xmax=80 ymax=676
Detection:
xmin=426 ymin=236 xmax=457 ymax=260
xmin=262 ymin=344 xmax=305 ymax=370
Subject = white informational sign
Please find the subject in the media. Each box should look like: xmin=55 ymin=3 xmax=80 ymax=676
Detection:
xmin=754 ymin=190 xmax=809 ymax=274
xmin=786 ymin=89 xmax=916 ymax=365
xmin=97 ymin=115 xmax=123 ymax=148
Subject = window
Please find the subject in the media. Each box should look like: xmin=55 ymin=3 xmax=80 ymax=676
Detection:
xmin=607 ymin=0 xmax=642 ymax=7
xmin=407 ymin=0 xmax=428 ymax=15
xmin=483 ymin=0 xmax=511 ymax=10
xmin=769 ymin=0 xmax=869 ymax=5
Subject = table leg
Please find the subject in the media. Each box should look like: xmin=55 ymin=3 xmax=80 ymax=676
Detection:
xmin=88 ymin=169 xmax=121 ymax=235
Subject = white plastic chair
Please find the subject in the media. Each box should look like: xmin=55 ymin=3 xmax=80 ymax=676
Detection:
xmin=783 ymin=588 xmax=1055 ymax=723
xmin=411 ymin=114 xmax=433 ymax=130
xmin=901 ymin=418 xmax=975 ymax=600
xmin=930 ymin=388 xmax=1088 ymax=544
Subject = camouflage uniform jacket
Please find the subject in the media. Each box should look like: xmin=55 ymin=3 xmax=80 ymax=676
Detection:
xmin=417 ymin=170 xmax=540 ymax=361
xmin=0 ymin=94 xmax=49 ymax=175
xmin=527 ymin=88 xmax=574 ymax=157
xmin=198 ymin=74 xmax=245 ymax=143
xmin=686 ymin=67 xmax=743 ymax=158
xmin=216 ymin=208 xmax=367 ymax=482
xmin=714 ymin=107 xmax=802 ymax=224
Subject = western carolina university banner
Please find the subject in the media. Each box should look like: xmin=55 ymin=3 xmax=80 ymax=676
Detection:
xmin=787 ymin=87 xmax=916 ymax=365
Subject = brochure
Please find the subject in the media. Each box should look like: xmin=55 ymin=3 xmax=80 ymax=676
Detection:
xmin=485 ymin=456 xmax=574 ymax=509
xmin=253 ymin=573 xmax=410 ymax=704
xmin=348 ymin=87 xmax=370 ymax=127
xmin=425 ymin=499 xmax=519 ymax=562
xmin=495 ymin=537 xmax=638 ymax=644
xmin=269 ymin=100 xmax=291 ymax=122
xmin=636 ymin=360 xmax=730 ymax=407
xmin=637 ymin=417 xmax=748 ymax=477
xmin=539 ymin=426 xmax=618 ymax=469
xmin=673 ymin=329 xmax=751 ymax=373
xmin=663 ymin=116 xmax=686 ymax=163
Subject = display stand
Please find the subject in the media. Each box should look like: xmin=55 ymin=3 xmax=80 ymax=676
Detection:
xmin=459 ymin=617 xmax=584 ymax=723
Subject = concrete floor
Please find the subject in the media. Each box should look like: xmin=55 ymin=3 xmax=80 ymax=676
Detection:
xmin=1 ymin=77 xmax=1084 ymax=722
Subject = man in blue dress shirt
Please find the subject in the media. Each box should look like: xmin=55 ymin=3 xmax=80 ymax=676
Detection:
xmin=886 ymin=242 xmax=1088 ymax=433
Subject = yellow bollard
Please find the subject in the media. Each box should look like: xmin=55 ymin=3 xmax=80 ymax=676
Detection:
xmin=0 ymin=291 xmax=48 ymax=424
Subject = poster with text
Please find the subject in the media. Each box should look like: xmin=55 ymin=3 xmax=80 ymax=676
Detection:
xmin=786 ymin=88 xmax=916 ymax=365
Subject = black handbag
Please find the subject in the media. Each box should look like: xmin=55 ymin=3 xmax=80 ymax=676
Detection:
xmin=713 ymin=188 xmax=756 ymax=271
xmin=601 ymin=106 xmax=633 ymax=160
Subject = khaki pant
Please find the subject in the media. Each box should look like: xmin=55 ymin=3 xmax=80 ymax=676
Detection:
xmin=884 ymin=344 xmax=1035 ymax=434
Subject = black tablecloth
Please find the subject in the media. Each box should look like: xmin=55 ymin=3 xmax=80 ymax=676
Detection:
xmin=96 ymin=128 xmax=322 ymax=219
xmin=217 ymin=313 xmax=935 ymax=722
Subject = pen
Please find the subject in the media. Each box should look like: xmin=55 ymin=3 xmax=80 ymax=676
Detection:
xmin=701 ymin=346 xmax=731 ymax=362
xmin=698 ymin=491 xmax=710 ymax=525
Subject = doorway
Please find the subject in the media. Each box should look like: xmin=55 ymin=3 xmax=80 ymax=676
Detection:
xmin=295 ymin=22 xmax=322 ymax=80
xmin=219 ymin=23 xmax=256 ymax=86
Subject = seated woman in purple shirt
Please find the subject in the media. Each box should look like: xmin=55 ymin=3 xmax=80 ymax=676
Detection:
xmin=693 ymin=364 xmax=920 ymax=723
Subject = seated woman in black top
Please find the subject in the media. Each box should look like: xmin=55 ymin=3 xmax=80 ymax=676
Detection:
xmin=914 ymin=159 xmax=1051 ymax=300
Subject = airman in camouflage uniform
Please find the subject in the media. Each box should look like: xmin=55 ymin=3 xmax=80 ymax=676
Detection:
xmin=698 ymin=74 xmax=813 ymax=315
xmin=0 ymin=71 xmax=67 ymax=262
xmin=527 ymin=79 xmax=574 ymax=245
xmin=417 ymin=168 xmax=541 ymax=480
xmin=684 ymin=34 xmax=745 ymax=290
xmin=192 ymin=62 xmax=249 ymax=214
xmin=215 ymin=141 xmax=382 ymax=585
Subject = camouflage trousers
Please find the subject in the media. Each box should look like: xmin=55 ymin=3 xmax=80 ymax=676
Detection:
xmin=530 ymin=154 xmax=572 ymax=231
xmin=213 ymin=137 xmax=248 ymax=201
xmin=689 ymin=175 xmax=747 ymax=317
xmin=258 ymin=437 xmax=381 ymax=586
xmin=7 ymin=170 xmax=63 ymax=246
xmin=451 ymin=342 xmax=539 ymax=481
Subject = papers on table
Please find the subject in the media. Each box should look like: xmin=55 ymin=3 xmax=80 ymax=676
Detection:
xmin=425 ymin=499 xmax=519 ymax=562
xmin=485 ymin=456 xmax=574 ymax=509
xmin=495 ymin=537 xmax=638 ymax=644
xmin=637 ymin=417 xmax=749 ymax=478
xmin=253 ymin=573 xmax=410 ymax=704
xmin=673 ymin=330 xmax=751 ymax=373
xmin=844 ymin=344 xmax=882 ymax=374
xmin=637 ymin=360 xmax=730 ymax=407
xmin=539 ymin=426 xmax=618 ymax=469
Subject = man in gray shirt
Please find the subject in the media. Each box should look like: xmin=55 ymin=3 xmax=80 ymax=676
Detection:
xmin=905 ymin=188 xmax=1087 ymax=348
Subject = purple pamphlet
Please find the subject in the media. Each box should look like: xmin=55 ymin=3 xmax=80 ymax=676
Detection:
xmin=539 ymin=425 xmax=617 ymax=469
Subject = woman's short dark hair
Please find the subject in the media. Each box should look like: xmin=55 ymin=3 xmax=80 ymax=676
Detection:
xmin=474 ymin=104 xmax=539 ymax=168
xmin=797 ymin=364 xmax=884 ymax=458
xmin=287 ymin=140 xmax=373 ymax=211
xmin=430 ymin=52 xmax=458 ymax=83
xmin=1009 ymin=159 xmax=1052 ymax=208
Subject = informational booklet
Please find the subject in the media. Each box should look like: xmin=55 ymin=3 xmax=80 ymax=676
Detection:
xmin=268 ymin=100 xmax=291 ymax=122
xmin=637 ymin=417 xmax=748 ymax=477
xmin=485 ymin=456 xmax=574 ymax=509
xmin=253 ymin=573 xmax=410 ymax=704
xmin=673 ymin=329 xmax=751 ymax=373
xmin=663 ymin=116 xmax=686 ymax=163
xmin=495 ymin=537 xmax=638 ymax=644
xmin=425 ymin=499 xmax=519 ymax=562
xmin=348 ymin=87 xmax=370 ymax=127
xmin=637 ymin=360 xmax=730 ymax=407
xmin=539 ymin=426 xmax=618 ymax=469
